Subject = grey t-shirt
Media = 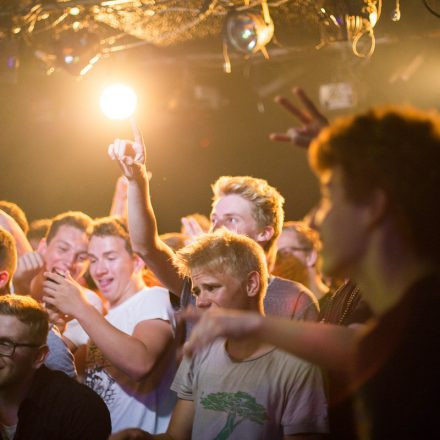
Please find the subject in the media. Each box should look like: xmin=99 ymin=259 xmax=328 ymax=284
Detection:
xmin=171 ymin=339 xmax=328 ymax=439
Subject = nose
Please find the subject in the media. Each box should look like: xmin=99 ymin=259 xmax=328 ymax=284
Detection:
xmin=92 ymin=260 xmax=108 ymax=277
xmin=196 ymin=291 xmax=212 ymax=309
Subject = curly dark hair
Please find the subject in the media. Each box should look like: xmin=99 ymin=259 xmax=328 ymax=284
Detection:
xmin=309 ymin=105 xmax=440 ymax=264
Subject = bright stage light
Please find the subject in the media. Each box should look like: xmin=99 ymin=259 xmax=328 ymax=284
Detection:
xmin=100 ymin=84 xmax=137 ymax=120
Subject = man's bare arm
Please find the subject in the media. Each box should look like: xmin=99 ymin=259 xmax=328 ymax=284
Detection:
xmin=0 ymin=209 xmax=33 ymax=256
xmin=182 ymin=308 xmax=361 ymax=373
xmin=108 ymin=126 xmax=184 ymax=296
xmin=43 ymin=272 xmax=174 ymax=381
xmin=127 ymin=166 xmax=184 ymax=295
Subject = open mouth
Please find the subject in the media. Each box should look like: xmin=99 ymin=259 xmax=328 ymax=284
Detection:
xmin=97 ymin=278 xmax=113 ymax=291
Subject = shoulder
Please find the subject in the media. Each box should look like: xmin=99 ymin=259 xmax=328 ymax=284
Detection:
xmin=269 ymin=276 xmax=314 ymax=298
xmin=33 ymin=367 xmax=109 ymax=412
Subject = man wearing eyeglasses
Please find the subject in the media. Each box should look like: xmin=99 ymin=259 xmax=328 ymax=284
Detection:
xmin=0 ymin=294 xmax=111 ymax=440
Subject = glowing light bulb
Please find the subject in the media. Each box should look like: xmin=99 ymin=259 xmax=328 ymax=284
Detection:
xmin=100 ymin=84 xmax=137 ymax=120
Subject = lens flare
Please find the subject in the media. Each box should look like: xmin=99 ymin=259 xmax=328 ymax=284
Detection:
xmin=100 ymin=84 xmax=137 ymax=120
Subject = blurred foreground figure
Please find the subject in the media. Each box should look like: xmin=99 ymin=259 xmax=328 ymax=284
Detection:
xmin=110 ymin=230 xmax=328 ymax=440
xmin=182 ymin=105 xmax=440 ymax=440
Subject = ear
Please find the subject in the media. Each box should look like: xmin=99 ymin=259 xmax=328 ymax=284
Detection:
xmin=366 ymin=188 xmax=388 ymax=227
xmin=33 ymin=345 xmax=49 ymax=369
xmin=133 ymin=254 xmax=146 ymax=273
xmin=245 ymin=271 xmax=261 ymax=298
xmin=256 ymin=225 xmax=274 ymax=244
xmin=37 ymin=238 xmax=47 ymax=255
xmin=305 ymin=249 xmax=318 ymax=268
xmin=0 ymin=271 xmax=10 ymax=290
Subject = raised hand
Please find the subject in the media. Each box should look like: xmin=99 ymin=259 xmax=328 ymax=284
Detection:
xmin=14 ymin=251 xmax=45 ymax=292
xmin=181 ymin=216 xmax=205 ymax=245
xmin=270 ymin=87 xmax=328 ymax=148
xmin=108 ymin=120 xmax=146 ymax=180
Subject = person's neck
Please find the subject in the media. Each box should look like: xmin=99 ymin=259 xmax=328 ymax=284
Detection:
xmin=0 ymin=373 xmax=34 ymax=426
xmin=109 ymin=277 xmax=146 ymax=309
xmin=307 ymin=268 xmax=330 ymax=301
xmin=352 ymin=227 xmax=435 ymax=316
xmin=225 ymin=303 xmax=271 ymax=360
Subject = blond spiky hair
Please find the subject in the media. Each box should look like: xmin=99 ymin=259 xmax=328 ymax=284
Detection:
xmin=173 ymin=229 xmax=269 ymax=309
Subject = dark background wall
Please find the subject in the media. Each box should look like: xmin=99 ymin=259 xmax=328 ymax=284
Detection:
xmin=0 ymin=1 xmax=439 ymax=233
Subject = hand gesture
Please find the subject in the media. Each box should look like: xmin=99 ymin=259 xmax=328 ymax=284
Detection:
xmin=42 ymin=271 xmax=90 ymax=318
xmin=14 ymin=251 xmax=45 ymax=291
xmin=270 ymin=87 xmax=328 ymax=148
xmin=181 ymin=216 xmax=205 ymax=245
xmin=108 ymin=120 xmax=146 ymax=180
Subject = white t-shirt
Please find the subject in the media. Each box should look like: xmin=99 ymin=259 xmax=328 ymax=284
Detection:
xmin=84 ymin=287 xmax=177 ymax=434
xmin=63 ymin=288 xmax=104 ymax=348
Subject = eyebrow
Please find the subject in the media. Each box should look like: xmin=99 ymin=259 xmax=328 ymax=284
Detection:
xmin=88 ymin=251 xmax=117 ymax=258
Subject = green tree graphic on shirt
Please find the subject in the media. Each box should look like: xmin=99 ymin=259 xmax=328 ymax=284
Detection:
xmin=201 ymin=391 xmax=268 ymax=440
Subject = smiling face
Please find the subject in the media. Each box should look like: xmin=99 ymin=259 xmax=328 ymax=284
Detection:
xmin=42 ymin=225 xmax=89 ymax=280
xmin=0 ymin=315 xmax=46 ymax=389
xmin=210 ymin=194 xmax=271 ymax=246
xmin=88 ymin=235 xmax=141 ymax=307
xmin=312 ymin=167 xmax=371 ymax=279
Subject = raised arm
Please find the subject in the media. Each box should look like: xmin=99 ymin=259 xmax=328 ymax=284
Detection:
xmin=43 ymin=272 xmax=174 ymax=381
xmin=270 ymin=87 xmax=329 ymax=148
xmin=109 ymin=175 xmax=129 ymax=219
xmin=108 ymin=123 xmax=184 ymax=295
xmin=0 ymin=209 xmax=33 ymax=256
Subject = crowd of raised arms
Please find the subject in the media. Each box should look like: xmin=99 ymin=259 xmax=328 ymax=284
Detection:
xmin=0 ymin=88 xmax=439 ymax=440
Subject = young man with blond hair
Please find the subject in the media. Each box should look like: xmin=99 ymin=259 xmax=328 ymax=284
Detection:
xmin=110 ymin=230 xmax=328 ymax=440
xmin=108 ymin=131 xmax=318 ymax=322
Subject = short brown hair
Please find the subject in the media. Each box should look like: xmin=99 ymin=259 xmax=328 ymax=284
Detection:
xmin=212 ymin=176 xmax=285 ymax=263
xmin=282 ymin=221 xmax=321 ymax=252
xmin=46 ymin=211 xmax=92 ymax=244
xmin=28 ymin=218 xmax=51 ymax=243
xmin=309 ymin=105 xmax=440 ymax=263
xmin=173 ymin=229 xmax=268 ymax=308
xmin=0 ymin=295 xmax=49 ymax=345
xmin=91 ymin=216 xmax=133 ymax=254
xmin=0 ymin=228 xmax=17 ymax=294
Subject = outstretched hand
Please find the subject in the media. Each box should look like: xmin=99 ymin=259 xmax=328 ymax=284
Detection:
xmin=270 ymin=87 xmax=328 ymax=148
xmin=181 ymin=216 xmax=205 ymax=245
xmin=179 ymin=307 xmax=262 ymax=357
xmin=108 ymin=120 xmax=146 ymax=180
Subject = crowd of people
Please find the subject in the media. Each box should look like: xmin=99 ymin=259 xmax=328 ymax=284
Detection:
xmin=0 ymin=88 xmax=439 ymax=440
